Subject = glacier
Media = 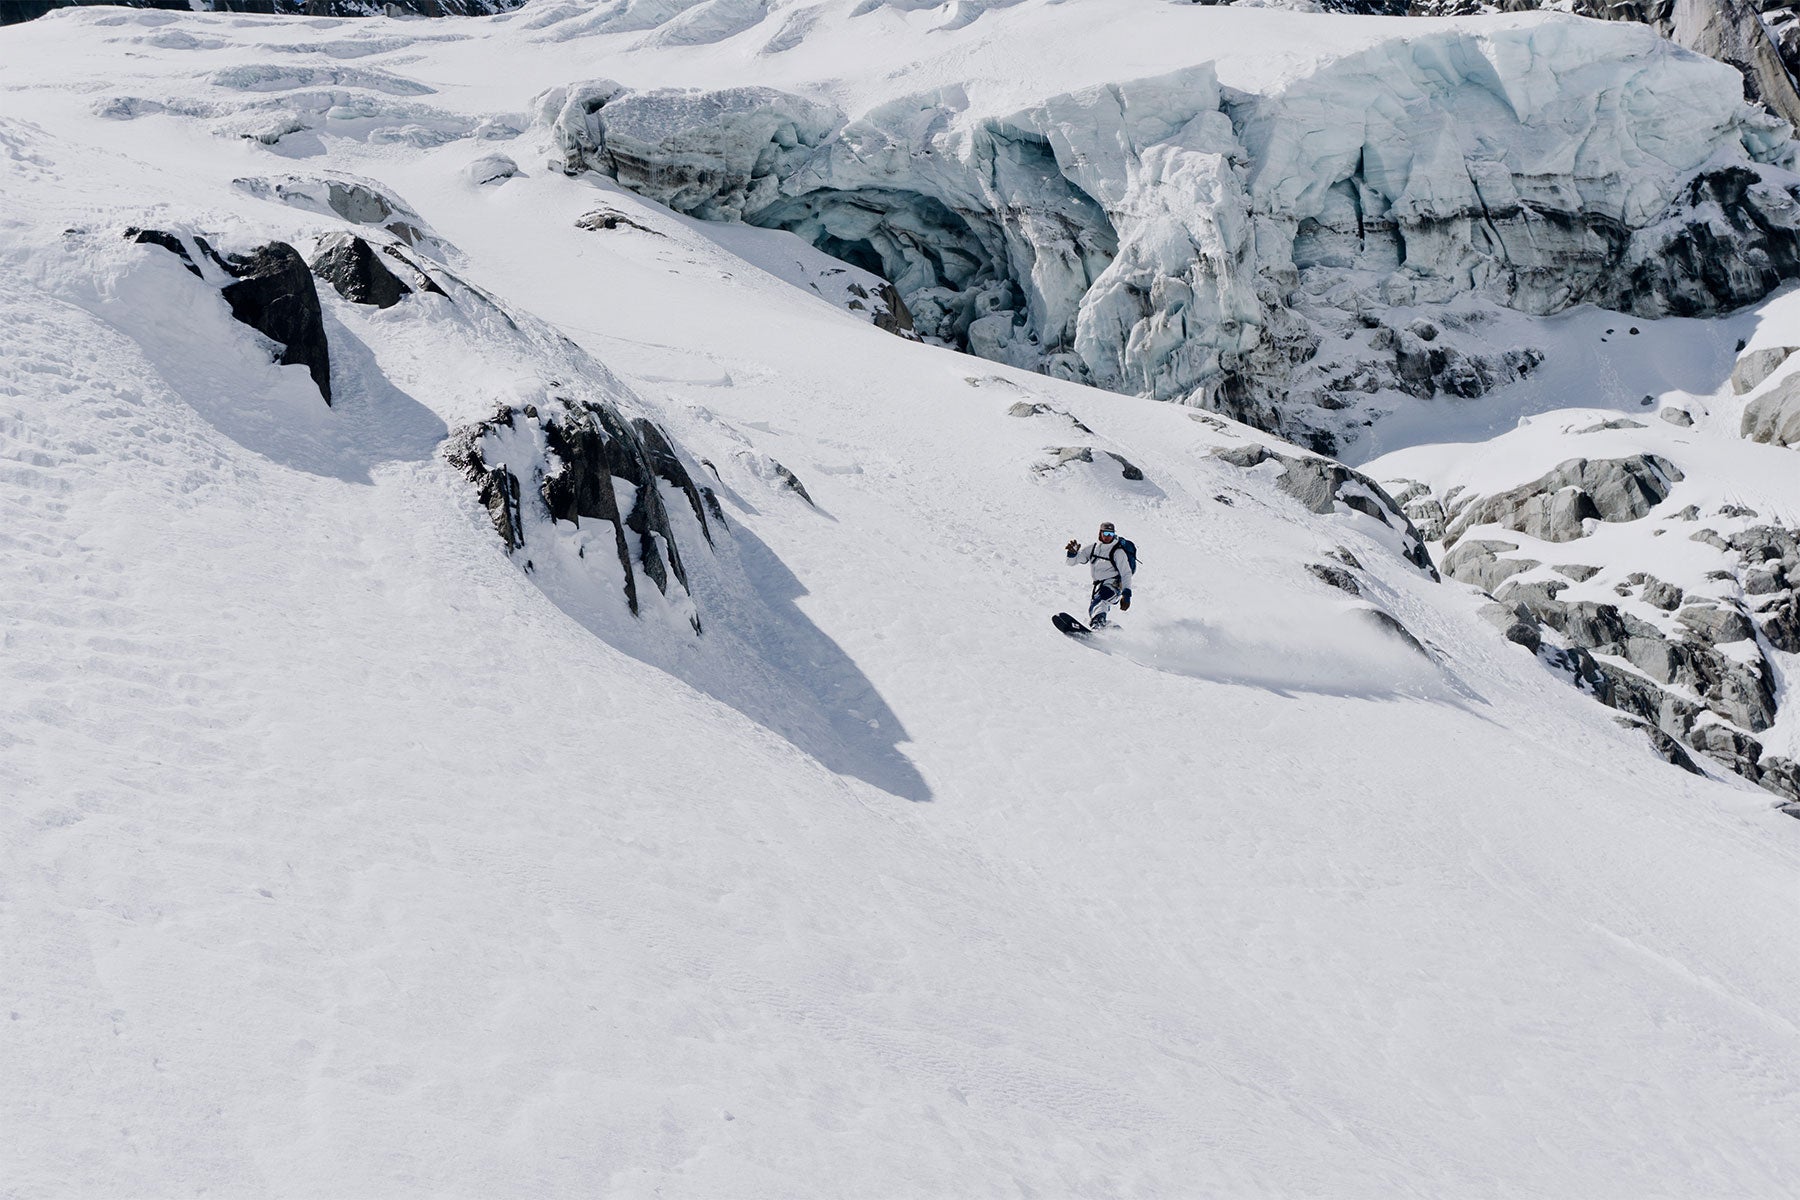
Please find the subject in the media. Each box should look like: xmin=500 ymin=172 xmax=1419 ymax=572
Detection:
xmin=538 ymin=14 xmax=1800 ymax=452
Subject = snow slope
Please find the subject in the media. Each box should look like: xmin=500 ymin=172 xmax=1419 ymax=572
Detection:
xmin=3 ymin=3 xmax=1800 ymax=1196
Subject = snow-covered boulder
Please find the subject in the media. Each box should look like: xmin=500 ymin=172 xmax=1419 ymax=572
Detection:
xmin=446 ymin=399 xmax=718 ymax=632
xmin=1731 ymin=344 xmax=1795 ymax=392
xmin=1741 ymin=371 xmax=1800 ymax=444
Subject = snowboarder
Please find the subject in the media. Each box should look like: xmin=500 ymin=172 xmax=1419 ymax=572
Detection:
xmin=1065 ymin=521 xmax=1134 ymax=628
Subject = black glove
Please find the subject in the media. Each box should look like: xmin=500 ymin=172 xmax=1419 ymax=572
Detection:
xmin=1120 ymin=590 xmax=1132 ymax=611
xmin=1065 ymin=539 xmax=1080 ymax=555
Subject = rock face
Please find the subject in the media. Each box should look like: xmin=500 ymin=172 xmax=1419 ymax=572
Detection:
xmin=1731 ymin=345 xmax=1795 ymax=392
xmin=445 ymin=399 xmax=719 ymax=631
xmin=538 ymin=25 xmax=1798 ymax=453
xmin=1742 ymin=372 xmax=1800 ymax=445
xmin=1422 ymin=453 xmax=1800 ymax=804
xmin=1442 ymin=457 xmax=1683 ymax=546
xmin=219 ymin=242 xmax=333 ymax=405
xmin=1213 ymin=443 xmax=1437 ymax=577
xmin=309 ymin=233 xmax=412 ymax=309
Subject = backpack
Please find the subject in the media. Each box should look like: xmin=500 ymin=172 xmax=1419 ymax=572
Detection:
xmin=1112 ymin=537 xmax=1138 ymax=575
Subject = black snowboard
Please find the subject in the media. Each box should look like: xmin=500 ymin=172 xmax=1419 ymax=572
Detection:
xmin=1052 ymin=612 xmax=1091 ymax=637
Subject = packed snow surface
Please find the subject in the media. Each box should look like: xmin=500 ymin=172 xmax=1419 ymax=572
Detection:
xmin=2 ymin=2 xmax=1800 ymax=1196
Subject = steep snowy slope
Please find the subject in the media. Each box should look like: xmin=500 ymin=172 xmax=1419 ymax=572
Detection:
xmin=4 ymin=4 xmax=1800 ymax=1196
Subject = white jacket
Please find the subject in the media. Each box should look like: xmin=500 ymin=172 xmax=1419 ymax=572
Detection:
xmin=1068 ymin=540 xmax=1132 ymax=590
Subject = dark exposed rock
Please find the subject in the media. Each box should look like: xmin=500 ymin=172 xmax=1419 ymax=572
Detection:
xmin=575 ymin=207 xmax=664 ymax=236
xmin=1353 ymin=607 xmax=1431 ymax=658
xmin=845 ymin=280 xmax=921 ymax=340
xmin=1040 ymin=446 xmax=1147 ymax=483
xmin=445 ymin=400 xmax=710 ymax=630
xmin=1105 ymin=452 xmax=1146 ymax=481
xmin=1387 ymin=480 xmax=1447 ymax=541
xmin=1592 ymin=659 xmax=1704 ymax=738
xmin=1755 ymin=593 xmax=1800 ymax=652
xmin=1660 ymin=407 xmax=1694 ymax=427
xmin=1305 ymin=563 xmax=1361 ymax=595
xmin=220 ymin=242 xmax=332 ymax=406
xmin=1618 ymin=168 xmax=1800 ymax=318
xmin=379 ymin=246 xmax=449 ymax=298
xmin=1213 ymin=443 xmax=1437 ymax=577
xmin=468 ymin=463 xmax=523 ymax=551
xmin=1758 ymin=755 xmax=1800 ymax=805
xmin=1614 ymin=716 xmax=1703 ymax=775
xmin=771 ymin=459 xmax=813 ymax=506
xmin=1479 ymin=600 xmax=1542 ymax=652
xmin=1493 ymin=577 xmax=1567 ymax=613
xmin=1744 ymin=564 xmax=1787 ymax=595
xmin=1690 ymin=722 xmax=1764 ymax=777
xmin=870 ymin=280 xmax=918 ymax=339
xmin=1573 ymin=418 xmax=1647 ymax=433
xmin=1554 ymin=564 xmax=1601 ymax=582
xmin=1542 ymin=643 xmax=1611 ymax=699
xmin=1370 ymin=322 xmax=1544 ymax=401
xmin=235 ymin=176 xmax=438 ymax=250
xmin=1640 ymin=576 xmax=1683 ymax=611
xmin=309 ymin=232 xmax=412 ymax=309
xmin=633 ymin=417 xmax=717 ymax=544
xmin=125 ymin=227 xmax=201 ymax=277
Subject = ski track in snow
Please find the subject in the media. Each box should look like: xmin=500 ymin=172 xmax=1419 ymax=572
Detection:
xmin=1 ymin=3 xmax=1799 ymax=1196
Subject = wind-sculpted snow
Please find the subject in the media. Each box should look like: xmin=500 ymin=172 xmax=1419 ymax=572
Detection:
xmin=539 ymin=19 xmax=1800 ymax=451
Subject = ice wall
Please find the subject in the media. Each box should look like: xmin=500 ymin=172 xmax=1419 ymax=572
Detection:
xmin=538 ymin=17 xmax=1800 ymax=450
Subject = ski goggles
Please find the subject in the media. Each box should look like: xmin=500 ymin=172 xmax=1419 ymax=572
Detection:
xmin=1098 ymin=530 xmax=1118 ymax=541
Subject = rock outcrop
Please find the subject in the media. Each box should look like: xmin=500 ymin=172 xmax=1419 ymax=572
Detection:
xmin=1742 ymin=372 xmax=1800 ymax=445
xmin=1731 ymin=345 xmax=1795 ymax=392
xmin=1442 ymin=457 xmax=1683 ymax=546
xmin=446 ymin=399 xmax=719 ymax=631
xmin=310 ymin=232 xmax=412 ymax=309
xmin=218 ymin=242 xmax=333 ymax=405
xmin=1213 ymin=443 xmax=1437 ymax=577
xmin=126 ymin=228 xmax=333 ymax=402
xmin=1420 ymin=453 xmax=1800 ymax=806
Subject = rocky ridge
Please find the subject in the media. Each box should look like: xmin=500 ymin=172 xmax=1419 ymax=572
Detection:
xmin=1387 ymin=404 xmax=1800 ymax=813
xmin=125 ymin=174 xmax=727 ymax=637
